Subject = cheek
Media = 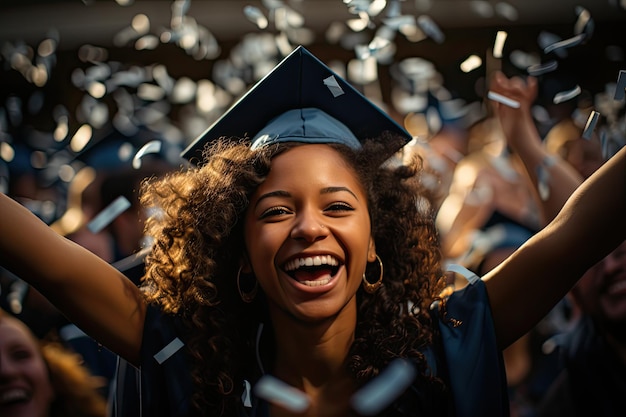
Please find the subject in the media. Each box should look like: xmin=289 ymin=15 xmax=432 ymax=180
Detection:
xmin=245 ymin=225 xmax=287 ymax=277
xmin=29 ymin=358 xmax=55 ymax=403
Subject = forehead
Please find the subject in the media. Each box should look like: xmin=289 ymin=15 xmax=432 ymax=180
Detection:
xmin=0 ymin=318 xmax=37 ymax=348
xmin=252 ymin=144 xmax=366 ymax=197
xmin=270 ymin=144 xmax=358 ymax=178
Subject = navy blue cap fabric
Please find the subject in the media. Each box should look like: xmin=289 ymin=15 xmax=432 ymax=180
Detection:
xmin=250 ymin=107 xmax=362 ymax=150
xmin=181 ymin=46 xmax=411 ymax=161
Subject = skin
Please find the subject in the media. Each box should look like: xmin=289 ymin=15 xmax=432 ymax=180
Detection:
xmin=483 ymin=72 xmax=626 ymax=348
xmin=0 ymin=316 xmax=55 ymax=417
xmin=243 ymin=145 xmax=376 ymax=415
xmin=0 ymin=72 xmax=625 ymax=415
xmin=580 ymin=239 xmax=626 ymax=366
xmin=573 ymin=240 xmax=626 ymax=327
xmin=437 ymin=74 xmax=584 ymax=261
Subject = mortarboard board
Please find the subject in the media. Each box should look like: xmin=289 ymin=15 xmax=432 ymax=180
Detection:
xmin=181 ymin=46 xmax=411 ymax=161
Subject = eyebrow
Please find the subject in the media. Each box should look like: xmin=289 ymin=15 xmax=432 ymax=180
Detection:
xmin=321 ymin=186 xmax=359 ymax=200
xmin=254 ymin=186 xmax=359 ymax=209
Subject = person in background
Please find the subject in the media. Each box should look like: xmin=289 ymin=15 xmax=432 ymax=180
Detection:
xmin=537 ymin=238 xmax=626 ymax=417
xmin=0 ymin=47 xmax=625 ymax=417
xmin=543 ymin=116 xmax=604 ymax=180
xmin=0 ymin=308 xmax=107 ymax=417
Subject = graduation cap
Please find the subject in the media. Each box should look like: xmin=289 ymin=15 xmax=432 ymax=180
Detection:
xmin=181 ymin=46 xmax=411 ymax=161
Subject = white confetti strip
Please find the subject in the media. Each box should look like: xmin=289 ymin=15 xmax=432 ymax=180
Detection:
xmin=493 ymin=31 xmax=507 ymax=59
xmin=543 ymin=33 xmax=586 ymax=55
xmin=87 ymin=196 xmax=132 ymax=233
xmin=527 ymin=60 xmax=558 ymax=76
xmin=132 ymin=140 xmax=162 ymax=169
xmin=487 ymin=91 xmax=520 ymax=108
xmin=323 ymin=75 xmax=345 ymax=98
xmin=351 ymin=359 xmax=417 ymax=416
xmin=614 ymin=70 xmax=626 ymax=100
xmin=553 ymin=85 xmax=581 ymax=104
xmin=573 ymin=6 xmax=592 ymax=36
xmin=253 ymin=375 xmax=311 ymax=413
xmin=582 ymin=111 xmax=600 ymax=140
xmin=154 ymin=337 xmax=185 ymax=364
xmin=446 ymin=263 xmax=480 ymax=284
xmin=417 ymin=15 xmax=445 ymax=44
xmin=600 ymin=130 xmax=610 ymax=160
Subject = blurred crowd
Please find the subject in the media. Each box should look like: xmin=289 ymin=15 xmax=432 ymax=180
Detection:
xmin=1 ymin=68 xmax=625 ymax=417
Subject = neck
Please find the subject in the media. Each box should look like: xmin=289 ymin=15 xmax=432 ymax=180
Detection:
xmin=268 ymin=311 xmax=358 ymax=417
xmin=268 ymin=302 xmax=357 ymax=390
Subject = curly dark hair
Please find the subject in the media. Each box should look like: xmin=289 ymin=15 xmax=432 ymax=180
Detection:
xmin=43 ymin=342 xmax=108 ymax=417
xmin=0 ymin=309 xmax=107 ymax=417
xmin=139 ymin=134 xmax=448 ymax=416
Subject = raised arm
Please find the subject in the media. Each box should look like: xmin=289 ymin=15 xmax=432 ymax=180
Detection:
xmin=0 ymin=193 xmax=146 ymax=364
xmin=484 ymin=144 xmax=626 ymax=348
xmin=489 ymin=71 xmax=583 ymax=223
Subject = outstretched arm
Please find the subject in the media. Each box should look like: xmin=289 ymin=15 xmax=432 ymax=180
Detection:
xmin=0 ymin=193 xmax=146 ymax=364
xmin=489 ymin=71 xmax=583 ymax=223
xmin=484 ymin=144 xmax=626 ymax=348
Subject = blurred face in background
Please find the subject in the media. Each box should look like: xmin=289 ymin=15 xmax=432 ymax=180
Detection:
xmin=573 ymin=240 xmax=626 ymax=333
xmin=0 ymin=315 xmax=55 ymax=417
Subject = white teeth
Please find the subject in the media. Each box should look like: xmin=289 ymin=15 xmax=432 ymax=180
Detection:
xmin=301 ymin=278 xmax=331 ymax=286
xmin=0 ymin=388 xmax=29 ymax=404
xmin=608 ymin=279 xmax=626 ymax=294
xmin=284 ymin=255 xmax=339 ymax=271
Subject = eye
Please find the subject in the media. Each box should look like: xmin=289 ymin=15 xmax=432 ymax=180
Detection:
xmin=11 ymin=348 xmax=33 ymax=361
xmin=325 ymin=202 xmax=355 ymax=213
xmin=259 ymin=206 xmax=292 ymax=219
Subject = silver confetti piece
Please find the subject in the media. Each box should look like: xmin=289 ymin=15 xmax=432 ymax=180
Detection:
xmin=573 ymin=6 xmax=593 ymax=37
xmin=527 ymin=60 xmax=558 ymax=77
xmin=253 ymin=375 xmax=311 ymax=413
xmin=323 ymin=75 xmax=345 ymax=98
xmin=553 ymin=85 xmax=581 ymax=104
xmin=582 ymin=111 xmax=600 ymax=140
xmin=614 ymin=70 xmax=626 ymax=100
xmin=351 ymin=359 xmax=417 ymax=416
xmin=243 ymin=5 xmax=269 ymax=29
xmin=417 ymin=15 xmax=445 ymax=44
xmin=487 ymin=91 xmax=520 ymax=108
xmin=543 ymin=33 xmax=585 ymax=55
xmin=133 ymin=140 xmax=162 ymax=169
xmin=87 ymin=196 xmax=132 ymax=233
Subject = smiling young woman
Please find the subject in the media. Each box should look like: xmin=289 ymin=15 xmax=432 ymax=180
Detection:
xmin=1 ymin=46 xmax=625 ymax=417
xmin=0 ymin=309 xmax=107 ymax=417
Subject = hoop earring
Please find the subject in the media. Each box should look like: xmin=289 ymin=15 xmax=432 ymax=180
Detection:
xmin=362 ymin=255 xmax=383 ymax=294
xmin=237 ymin=267 xmax=258 ymax=303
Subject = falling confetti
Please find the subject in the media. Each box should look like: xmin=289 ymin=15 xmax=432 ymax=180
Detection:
xmin=527 ymin=60 xmax=558 ymax=77
xmin=543 ymin=33 xmax=586 ymax=55
xmin=582 ymin=111 xmax=600 ymax=140
xmin=351 ymin=359 xmax=417 ymax=416
xmin=614 ymin=70 xmax=626 ymax=100
xmin=253 ymin=375 xmax=311 ymax=413
xmin=132 ymin=140 xmax=162 ymax=169
xmin=553 ymin=85 xmax=582 ymax=104
xmin=487 ymin=91 xmax=520 ymax=108
xmin=87 ymin=196 xmax=132 ymax=233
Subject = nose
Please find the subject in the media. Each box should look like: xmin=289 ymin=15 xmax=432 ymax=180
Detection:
xmin=290 ymin=208 xmax=328 ymax=243
xmin=0 ymin=354 xmax=18 ymax=380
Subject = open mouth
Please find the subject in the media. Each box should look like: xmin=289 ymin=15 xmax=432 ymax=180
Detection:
xmin=0 ymin=388 xmax=30 ymax=406
xmin=283 ymin=255 xmax=341 ymax=287
xmin=607 ymin=278 xmax=626 ymax=296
